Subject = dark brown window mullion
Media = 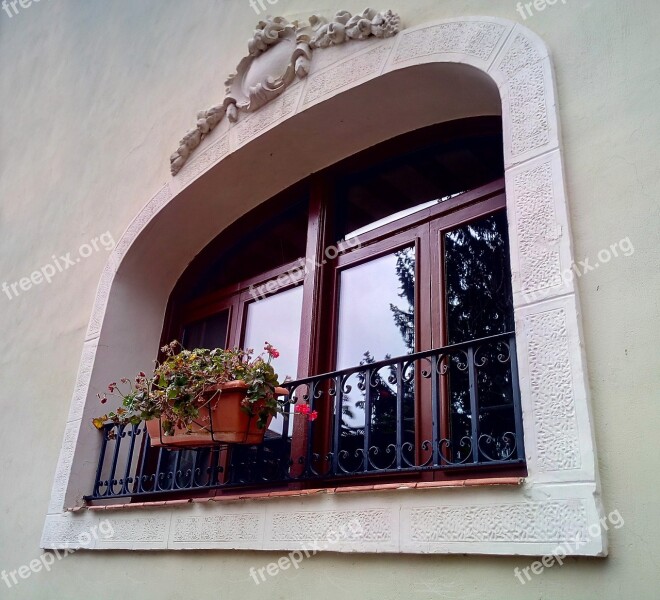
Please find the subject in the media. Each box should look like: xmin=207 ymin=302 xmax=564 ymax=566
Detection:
xmin=415 ymin=223 xmax=434 ymax=473
xmin=287 ymin=175 xmax=335 ymax=478
xmin=429 ymin=224 xmax=451 ymax=479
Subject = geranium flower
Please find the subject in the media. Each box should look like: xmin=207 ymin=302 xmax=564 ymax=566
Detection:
xmin=264 ymin=342 xmax=280 ymax=359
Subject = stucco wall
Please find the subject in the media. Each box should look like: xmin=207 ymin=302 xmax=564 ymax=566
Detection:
xmin=0 ymin=1 xmax=658 ymax=598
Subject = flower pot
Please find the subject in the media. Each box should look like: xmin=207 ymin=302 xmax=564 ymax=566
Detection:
xmin=144 ymin=406 xmax=218 ymax=448
xmin=209 ymin=381 xmax=289 ymax=444
xmin=144 ymin=381 xmax=288 ymax=447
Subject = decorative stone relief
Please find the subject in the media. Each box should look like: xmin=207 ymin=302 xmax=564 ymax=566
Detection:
xmin=103 ymin=517 xmax=169 ymax=543
xmin=525 ymin=308 xmax=581 ymax=471
xmin=512 ymin=161 xmax=563 ymax=295
xmin=507 ymin=61 xmax=550 ymax=157
xmin=303 ymin=42 xmax=393 ymax=105
xmin=408 ymin=500 xmax=587 ymax=543
xmin=234 ymin=85 xmax=301 ymax=147
xmin=492 ymin=30 xmax=554 ymax=164
xmin=177 ymin=133 xmax=230 ymax=187
xmin=393 ymin=20 xmax=507 ymax=64
xmin=497 ymin=31 xmax=543 ymax=80
xmin=42 ymin=514 xmax=98 ymax=549
xmin=173 ymin=514 xmax=262 ymax=542
xmin=309 ymin=9 xmax=400 ymax=48
xmin=270 ymin=508 xmax=392 ymax=541
xmin=169 ymin=9 xmax=401 ymax=175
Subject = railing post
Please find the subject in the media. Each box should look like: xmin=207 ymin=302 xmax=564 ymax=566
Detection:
xmin=467 ymin=346 xmax=480 ymax=464
xmin=430 ymin=355 xmax=440 ymax=467
xmin=362 ymin=367 xmax=373 ymax=473
xmin=332 ymin=375 xmax=342 ymax=476
xmin=105 ymin=424 xmax=124 ymax=497
xmin=91 ymin=425 xmax=110 ymax=498
xmin=509 ymin=334 xmax=526 ymax=461
xmin=395 ymin=362 xmax=404 ymax=470
xmin=119 ymin=423 xmax=139 ymax=495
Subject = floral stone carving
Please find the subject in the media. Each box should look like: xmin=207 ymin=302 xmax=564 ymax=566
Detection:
xmin=170 ymin=8 xmax=402 ymax=176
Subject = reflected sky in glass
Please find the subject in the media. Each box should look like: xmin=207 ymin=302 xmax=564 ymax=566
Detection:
xmin=336 ymin=249 xmax=415 ymax=429
xmin=243 ymin=285 xmax=303 ymax=434
xmin=336 ymin=249 xmax=415 ymax=369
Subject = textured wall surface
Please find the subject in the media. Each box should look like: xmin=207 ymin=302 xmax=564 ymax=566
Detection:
xmin=0 ymin=1 xmax=658 ymax=599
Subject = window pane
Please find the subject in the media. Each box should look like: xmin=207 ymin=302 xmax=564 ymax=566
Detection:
xmin=337 ymin=247 xmax=415 ymax=369
xmin=336 ymin=247 xmax=416 ymax=468
xmin=243 ymin=286 xmax=304 ymax=434
xmin=337 ymin=130 xmax=504 ymax=241
xmin=182 ymin=310 xmax=230 ymax=349
xmin=444 ymin=211 xmax=514 ymax=345
xmin=443 ymin=212 xmax=517 ymax=462
xmin=243 ymin=286 xmax=303 ymax=382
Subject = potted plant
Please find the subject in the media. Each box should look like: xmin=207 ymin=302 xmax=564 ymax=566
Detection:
xmin=92 ymin=341 xmax=316 ymax=447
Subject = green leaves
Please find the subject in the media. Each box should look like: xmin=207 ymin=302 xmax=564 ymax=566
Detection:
xmin=92 ymin=340 xmax=288 ymax=435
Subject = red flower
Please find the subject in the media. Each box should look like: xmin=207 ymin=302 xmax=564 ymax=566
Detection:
xmin=264 ymin=342 xmax=280 ymax=359
xmin=294 ymin=404 xmax=311 ymax=415
xmin=108 ymin=383 xmax=117 ymax=393
xmin=309 ymin=410 xmax=318 ymax=421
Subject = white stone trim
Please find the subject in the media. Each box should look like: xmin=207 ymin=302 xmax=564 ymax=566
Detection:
xmin=43 ymin=16 xmax=606 ymax=556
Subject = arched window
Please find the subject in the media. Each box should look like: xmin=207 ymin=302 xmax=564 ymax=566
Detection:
xmin=48 ymin=16 xmax=604 ymax=558
xmin=88 ymin=117 xmax=525 ymax=501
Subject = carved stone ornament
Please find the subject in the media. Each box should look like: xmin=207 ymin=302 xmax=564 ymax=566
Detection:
xmin=170 ymin=8 xmax=402 ymax=175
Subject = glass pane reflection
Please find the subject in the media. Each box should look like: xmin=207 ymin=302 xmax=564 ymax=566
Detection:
xmin=336 ymin=248 xmax=416 ymax=469
xmin=444 ymin=212 xmax=516 ymax=462
xmin=244 ymin=286 xmax=304 ymax=434
xmin=182 ymin=311 xmax=229 ymax=350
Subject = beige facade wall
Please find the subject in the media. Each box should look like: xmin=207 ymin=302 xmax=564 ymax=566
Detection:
xmin=0 ymin=0 xmax=658 ymax=598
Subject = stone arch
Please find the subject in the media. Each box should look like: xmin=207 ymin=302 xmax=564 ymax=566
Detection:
xmin=44 ymin=16 xmax=605 ymax=557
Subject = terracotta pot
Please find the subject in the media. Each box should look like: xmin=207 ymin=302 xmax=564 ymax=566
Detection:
xmin=144 ymin=381 xmax=288 ymax=447
xmin=209 ymin=381 xmax=289 ymax=444
xmin=145 ymin=406 xmax=217 ymax=448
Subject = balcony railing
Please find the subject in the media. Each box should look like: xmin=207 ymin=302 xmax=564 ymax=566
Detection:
xmin=86 ymin=332 xmax=524 ymax=502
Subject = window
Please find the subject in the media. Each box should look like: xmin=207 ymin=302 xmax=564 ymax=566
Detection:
xmin=87 ymin=117 xmax=525 ymax=502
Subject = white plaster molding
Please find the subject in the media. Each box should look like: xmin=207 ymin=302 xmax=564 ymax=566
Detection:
xmin=42 ymin=483 xmax=605 ymax=556
xmin=45 ymin=16 xmax=605 ymax=556
xmin=505 ymin=150 xmax=575 ymax=307
xmin=302 ymin=38 xmax=395 ymax=108
xmin=387 ymin=16 xmax=513 ymax=72
xmin=490 ymin=25 xmax=559 ymax=167
xmin=41 ymin=511 xmax=100 ymax=550
xmin=177 ymin=133 xmax=231 ymax=188
xmin=232 ymin=81 xmax=304 ymax=149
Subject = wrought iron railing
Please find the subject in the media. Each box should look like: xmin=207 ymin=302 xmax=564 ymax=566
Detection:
xmin=86 ymin=332 xmax=524 ymax=501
